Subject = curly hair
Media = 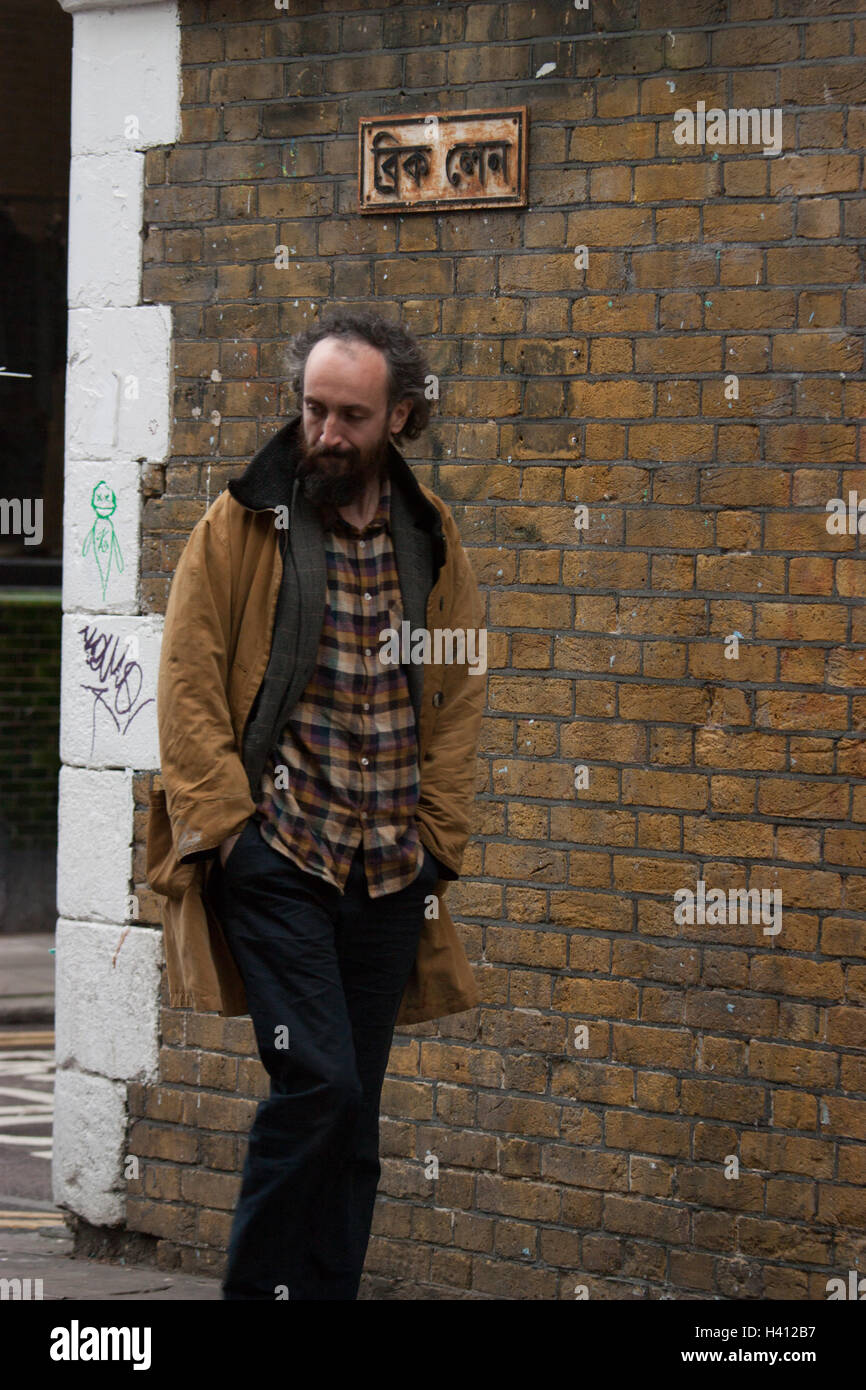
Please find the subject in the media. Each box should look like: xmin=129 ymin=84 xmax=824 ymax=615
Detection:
xmin=285 ymin=307 xmax=432 ymax=442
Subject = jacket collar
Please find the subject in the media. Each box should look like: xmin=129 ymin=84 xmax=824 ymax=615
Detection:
xmin=226 ymin=411 xmax=440 ymax=535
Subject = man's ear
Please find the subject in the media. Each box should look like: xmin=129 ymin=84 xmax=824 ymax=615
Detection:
xmin=389 ymin=399 xmax=412 ymax=436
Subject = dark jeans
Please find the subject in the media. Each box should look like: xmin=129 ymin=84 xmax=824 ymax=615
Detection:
xmin=206 ymin=816 xmax=437 ymax=1301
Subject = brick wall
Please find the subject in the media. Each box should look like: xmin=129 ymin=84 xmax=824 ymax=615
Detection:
xmin=130 ymin=0 xmax=866 ymax=1298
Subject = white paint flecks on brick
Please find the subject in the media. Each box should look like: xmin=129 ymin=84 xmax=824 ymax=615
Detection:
xmin=60 ymin=614 xmax=162 ymax=768
xmin=65 ymin=306 xmax=172 ymax=462
xmin=54 ymin=921 xmax=161 ymax=1082
xmin=57 ymin=765 xmax=133 ymax=922
xmin=68 ymin=153 xmax=144 ymax=308
xmin=63 ymin=462 xmax=142 ymax=613
xmin=52 ymin=1068 xmax=128 ymax=1226
xmin=67 ymin=1 xmax=180 ymax=156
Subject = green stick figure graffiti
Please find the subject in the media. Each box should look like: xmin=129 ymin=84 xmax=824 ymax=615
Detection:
xmin=82 ymin=480 xmax=124 ymax=600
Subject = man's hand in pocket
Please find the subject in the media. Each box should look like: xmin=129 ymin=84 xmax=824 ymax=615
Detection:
xmin=219 ymin=829 xmax=242 ymax=867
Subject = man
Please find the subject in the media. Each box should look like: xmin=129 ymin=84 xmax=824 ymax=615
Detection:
xmin=146 ymin=308 xmax=486 ymax=1300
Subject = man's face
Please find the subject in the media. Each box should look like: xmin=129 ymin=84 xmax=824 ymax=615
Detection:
xmin=297 ymin=337 xmax=409 ymax=515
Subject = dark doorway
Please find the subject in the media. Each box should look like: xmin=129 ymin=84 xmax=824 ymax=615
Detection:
xmin=0 ymin=0 xmax=71 ymax=932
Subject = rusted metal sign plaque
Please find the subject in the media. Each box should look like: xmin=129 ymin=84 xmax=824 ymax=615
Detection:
xmin=358 ymin=107 xmax=527 ymax=214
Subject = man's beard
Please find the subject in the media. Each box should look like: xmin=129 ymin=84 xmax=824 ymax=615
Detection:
xmin=297 ymin=425 xmax=392 ymax=523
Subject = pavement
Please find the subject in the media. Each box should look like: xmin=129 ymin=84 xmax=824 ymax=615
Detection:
xmin=0 ymin=1219 xmax=221 ymax=1300
xmin=0 ymin=932 xmax=222 ymax=1299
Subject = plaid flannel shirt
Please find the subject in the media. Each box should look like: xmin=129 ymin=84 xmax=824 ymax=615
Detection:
xmin=255 ymin=470 xmax=425 ymax=896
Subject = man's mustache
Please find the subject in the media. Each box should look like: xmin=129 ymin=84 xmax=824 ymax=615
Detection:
xmin=304 ymin=447 xmax=358 ymax=465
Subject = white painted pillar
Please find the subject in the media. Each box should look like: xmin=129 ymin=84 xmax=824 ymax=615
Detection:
xmin=53 ymin=0 xmax=180 ymax=1227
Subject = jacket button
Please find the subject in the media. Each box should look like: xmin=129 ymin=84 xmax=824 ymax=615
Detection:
xmin=432 ymin=691 xmax=443 ymax=707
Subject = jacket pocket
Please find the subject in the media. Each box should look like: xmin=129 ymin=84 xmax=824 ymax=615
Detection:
xmin=146 ymin=786 xmax=196 ymax=900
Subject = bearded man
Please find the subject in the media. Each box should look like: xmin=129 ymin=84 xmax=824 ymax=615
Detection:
xmin=147 ymin=308 xmax=486 ymax=1300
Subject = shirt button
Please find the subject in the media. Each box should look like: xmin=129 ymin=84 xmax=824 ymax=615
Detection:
xmin=359 ymin=540 xmax=365 ymax=547
xmin=360 ymin=757 xmax=369 ymax=766
xmin=363 ymin=702 xmax=370 ymax=711
xmin=365 ymin=647 xmax=372 ymax=656
xmin=364 ymin=592 xmax=371 ymax=601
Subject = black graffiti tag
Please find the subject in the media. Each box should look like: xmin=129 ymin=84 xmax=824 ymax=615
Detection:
xmin=79 ymin=623 xmax=155 ymax=758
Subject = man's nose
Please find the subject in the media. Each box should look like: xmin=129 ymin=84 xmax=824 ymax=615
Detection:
xmin=319 ymin=415 xmax=345 ymax=449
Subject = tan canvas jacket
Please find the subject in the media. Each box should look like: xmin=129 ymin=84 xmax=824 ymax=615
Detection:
xmin=146 ymin=416 xmax=486 ymax=1025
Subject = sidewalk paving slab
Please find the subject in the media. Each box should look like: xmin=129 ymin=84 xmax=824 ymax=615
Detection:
xmin=0 ymin=1225 xmax=222 ymax=1300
